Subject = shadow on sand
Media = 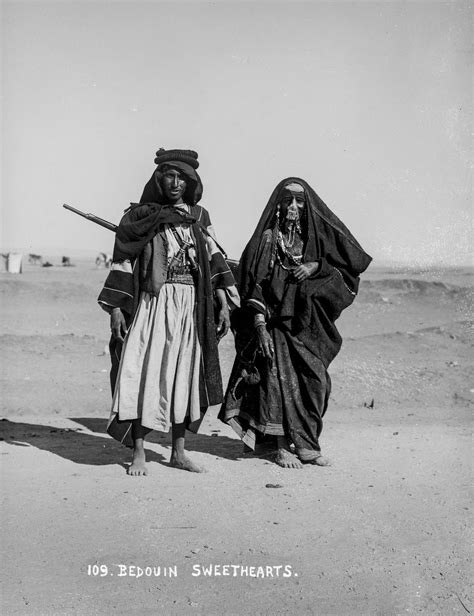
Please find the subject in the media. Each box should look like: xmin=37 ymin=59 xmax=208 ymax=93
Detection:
xmin=71 ymin=417 xmax=245 ymax=461
xmin=0 ymin=417 xmax=245 ymax=468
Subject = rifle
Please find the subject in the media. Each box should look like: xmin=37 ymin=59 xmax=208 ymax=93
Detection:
xmin=63 ymin=204 xmax=117 ymax=232
xmin=62 ymin=203 xmax=237 ymax=266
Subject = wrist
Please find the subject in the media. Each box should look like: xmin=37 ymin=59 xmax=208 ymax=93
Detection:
xmin=215 ymin=289 xmax=227 ymax=308
xmin=220 ymin=305 xmax=229 ymax=315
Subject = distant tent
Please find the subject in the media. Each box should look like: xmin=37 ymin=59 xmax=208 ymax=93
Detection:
xmin=5 ymin=253 xmax=23 ymax=274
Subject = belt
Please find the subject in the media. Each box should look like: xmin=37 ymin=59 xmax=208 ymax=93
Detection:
xmin=166 ymin=263 xmax=195 ymax=285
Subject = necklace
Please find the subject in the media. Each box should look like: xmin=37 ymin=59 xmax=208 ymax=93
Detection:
xmin=276 ymin=231 xmax=303 ymax=269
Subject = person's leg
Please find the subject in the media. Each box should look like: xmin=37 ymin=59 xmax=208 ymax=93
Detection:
xmin=275 ymin=332 xmax=331 ymax=467
xmin=128 ymin=419 xmax=152 ymax=476
xmin=262 ymin=330 xmax=303 ymax=469
xmin=170 ymin=422 xmax=205 ymax=473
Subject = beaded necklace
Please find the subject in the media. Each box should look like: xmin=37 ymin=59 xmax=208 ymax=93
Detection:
xmin=276 ymin=230 xmax=303 ymax=271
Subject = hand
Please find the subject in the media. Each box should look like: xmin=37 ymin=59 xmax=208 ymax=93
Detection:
xmin=256 ymin=325 xmax=274 ymax=365
xmin=110 ymin=308 xmax=128 ymax=342
xmin=216 ymin=307 xmax=230 ymax=342
xmin=291 ymin=261 xmax=320 ymax=283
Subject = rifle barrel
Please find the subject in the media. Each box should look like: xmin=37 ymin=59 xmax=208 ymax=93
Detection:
xmin=63 ymin=203 xmax=84 ymax=216
xmin=62 ymin=203 xmax=117 ymax=232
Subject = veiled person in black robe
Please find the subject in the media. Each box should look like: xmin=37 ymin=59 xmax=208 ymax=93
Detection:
xmin=219 ymin=178 xmax=371 ymax=468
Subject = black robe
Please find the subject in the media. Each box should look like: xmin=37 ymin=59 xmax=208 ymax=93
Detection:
xmin=219 ymin=177 xmax=371 ymax=458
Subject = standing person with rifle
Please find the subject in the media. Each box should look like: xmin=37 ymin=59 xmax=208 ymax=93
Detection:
xmin=98 ymin=148 xmax=239 ymax=475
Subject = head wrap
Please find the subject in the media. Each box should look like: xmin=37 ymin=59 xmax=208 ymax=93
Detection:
xmin=154 ymin=148 xmax=199 ymax=169
xmin=237 ymin=177 xmax=372 ymax=298
xmin=139 ymin=148 xmax=203 ymax=205
xmin=284 ymin=182 xmax=305 ymax=193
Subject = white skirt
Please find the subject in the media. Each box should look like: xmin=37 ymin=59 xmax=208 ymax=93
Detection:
xmin=110 ymin=285 xmax=201 ymax=432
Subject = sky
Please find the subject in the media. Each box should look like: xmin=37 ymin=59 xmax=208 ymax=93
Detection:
xmin=1 ymin=0 xmax=472 ymax=266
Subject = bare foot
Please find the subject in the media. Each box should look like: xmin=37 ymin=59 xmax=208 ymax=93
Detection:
xmin=127 ymin=448 xmax=148 ymax=476
xmin=170 ymin=453 xmax=206 ymax=473
xmin=275 ymin=448 xmax=303 ymax=469
xmin=305 ymin=455 xmax=331 ymax=467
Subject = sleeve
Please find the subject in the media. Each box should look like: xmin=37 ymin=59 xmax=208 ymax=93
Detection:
xmin=300 ymin=258 xmax=358 ymax=324
xmin=243 ymin=230 xmax=273 ymax=316
xmin=97 ymin=258 xmax=137 ymax=317
xmin=198 ymin=207 xmax=240 ymax=307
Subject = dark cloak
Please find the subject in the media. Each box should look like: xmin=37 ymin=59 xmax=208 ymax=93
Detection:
xmin=219 ymin=177 xmax=371 ymax=451
xmin=235 ymin=177 xmax=372 ymax=366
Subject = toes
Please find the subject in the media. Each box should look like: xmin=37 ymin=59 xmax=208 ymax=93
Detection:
xmin=314 ymin=456 xmax=330 ymax=466
xmin=305 ymin=456 xmax=330 ymax=467
xmin=170 ymin=457 xmax=204 ymax=473
xmin=127 ymin=465 xmax=148 ymax=476
xmin=275 ymin=451 xmax=303 ymax=469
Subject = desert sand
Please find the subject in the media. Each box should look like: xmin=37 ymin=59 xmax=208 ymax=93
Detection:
xmin=1 ymin=258 xmax=471 ymax=615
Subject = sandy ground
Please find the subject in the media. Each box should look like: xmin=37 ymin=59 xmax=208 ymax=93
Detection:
xmin=0 ymin=259 xmax=472 ymax=616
